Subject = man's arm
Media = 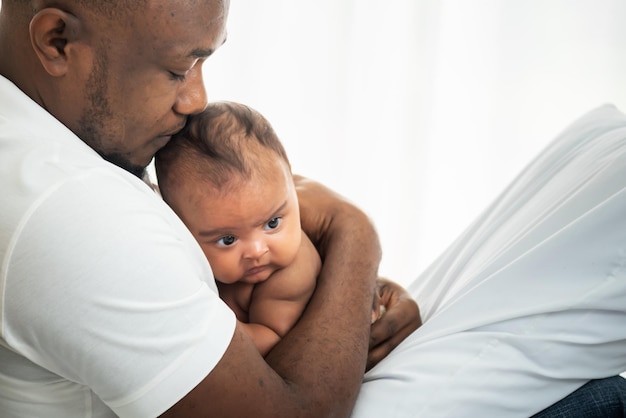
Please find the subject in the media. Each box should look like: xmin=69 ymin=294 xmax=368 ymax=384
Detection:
xmin=296 ymin=176 xmax=423 ymax=369
xmin=161 ymin=176 xmax=380 ymax=417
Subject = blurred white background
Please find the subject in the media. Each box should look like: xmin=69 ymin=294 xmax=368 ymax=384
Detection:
xmin=2 ymin=2 xmax=623 ymax=285
xmin=203 ymin=0 xmax=626 ymax=286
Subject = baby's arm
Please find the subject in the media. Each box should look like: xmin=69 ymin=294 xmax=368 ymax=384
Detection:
xmin=246 ymin=230 xmax=320 ymax=356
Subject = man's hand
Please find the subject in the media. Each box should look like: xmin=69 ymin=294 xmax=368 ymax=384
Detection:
xmin=368 ymin=278 xmax=421 ymax=371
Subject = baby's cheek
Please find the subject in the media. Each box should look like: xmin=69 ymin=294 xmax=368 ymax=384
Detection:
xmin=206 ymin=253 xmax=239 ymax=284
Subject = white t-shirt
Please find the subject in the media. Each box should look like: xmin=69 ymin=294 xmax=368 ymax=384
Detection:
xmin=0 ymin=76 xmax=236 ymax=417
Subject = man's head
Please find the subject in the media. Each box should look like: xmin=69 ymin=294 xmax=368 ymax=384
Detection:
xmin=0 ymin=0 xmax=229 ymax=177
xmin=156 ymin=102 xmax=302 ymax=285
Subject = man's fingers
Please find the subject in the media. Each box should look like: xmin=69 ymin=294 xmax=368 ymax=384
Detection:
xmin=367 ymin=323 xmax=414 ymax=371
xmin=369 ymin=308 xmax=400 ymax=347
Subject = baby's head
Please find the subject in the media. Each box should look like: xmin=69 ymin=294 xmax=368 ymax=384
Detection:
xmin=156 ymin=101 xmax=302 ymax=285
xmin=158 ymin=101 xmax=292 ymax=195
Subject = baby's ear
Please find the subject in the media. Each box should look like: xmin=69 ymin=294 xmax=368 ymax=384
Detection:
xmin=29 ymin=8 xmax=85 ymax=77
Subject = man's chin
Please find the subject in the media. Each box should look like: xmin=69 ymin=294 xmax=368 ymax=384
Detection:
xmin=101 ymin=153 xmax=147 ymax=179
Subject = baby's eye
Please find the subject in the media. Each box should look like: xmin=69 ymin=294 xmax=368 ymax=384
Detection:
xmin=265 ymin=217 xmax=282 ymax=230
xmin=217 ymin=235 xmax=237 ymax=247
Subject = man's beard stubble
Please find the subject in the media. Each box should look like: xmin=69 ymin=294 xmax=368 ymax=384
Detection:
xmin=76 ymin=48 xmax=147 ymax=179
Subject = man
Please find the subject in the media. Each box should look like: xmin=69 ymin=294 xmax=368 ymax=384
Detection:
xmin=1 ymin=1 xmax=625 ymax=417
xmin=0 ymin=1 xmax=418 ymax=417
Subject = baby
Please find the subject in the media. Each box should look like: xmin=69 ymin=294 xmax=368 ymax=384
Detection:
xmin=156 ymin=101 xmax=323 ymax=355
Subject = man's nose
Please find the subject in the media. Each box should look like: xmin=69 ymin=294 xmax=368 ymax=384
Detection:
xmin=172 ymin=65 xmax=208 ymax=116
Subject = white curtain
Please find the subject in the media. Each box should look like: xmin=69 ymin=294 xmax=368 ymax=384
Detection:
xmin=2 ymin=3 xmax=624 ymax=283
xmin=204 ymin=0 xmax=626 ymax=285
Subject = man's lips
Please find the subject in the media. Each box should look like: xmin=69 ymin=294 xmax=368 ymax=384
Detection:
xmin=155 ymin=124 xmax=185 ymax=146
xmin=160 ymin=130 xmax=181 ymax=138
xmin=162 ymin=121 xmax=186 ymax=138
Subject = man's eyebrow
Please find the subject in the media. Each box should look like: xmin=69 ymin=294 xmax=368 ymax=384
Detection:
xmin=189 ymin=48 xmax=215 ymax=58
xmin=190 ymin=36 xmax=227 ymax=58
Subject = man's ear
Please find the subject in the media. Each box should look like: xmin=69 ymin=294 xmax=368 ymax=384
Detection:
xmin=29 ymin=8 xmax=83 ymax=77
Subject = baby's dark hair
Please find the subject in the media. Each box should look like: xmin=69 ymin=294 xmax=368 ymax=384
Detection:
xmin=156 ymin=101 xmax=291 ymax=201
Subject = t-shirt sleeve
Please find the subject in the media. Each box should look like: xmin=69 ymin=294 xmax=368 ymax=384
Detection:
xmin=4 ymin=172 xmax=236 ymax=417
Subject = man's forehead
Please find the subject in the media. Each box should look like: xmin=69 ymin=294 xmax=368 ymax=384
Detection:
xmin=145 ymin=0 xmax=228 ymax=26
xmin=136 ymin=0 xmax=228 ymax=50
